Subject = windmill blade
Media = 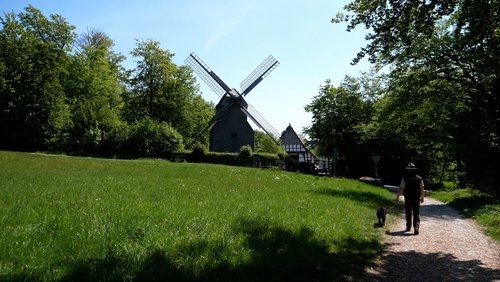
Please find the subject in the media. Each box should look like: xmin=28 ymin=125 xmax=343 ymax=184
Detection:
xmin=188 ymin=119 xmax=218 ymax=148
xmin=240 ymin=55 xmax=279 ymax=96
xmin=240 ymin=103 xmax=280 ymax=142
xmin=185 ymin=53 xmax=231 ymax=97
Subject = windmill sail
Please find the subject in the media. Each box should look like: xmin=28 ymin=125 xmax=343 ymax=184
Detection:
xmin=240 ymin=55 xmax=279 ymax=96
xmin=242 ymin=103 xmax=280 ymax=141
xmin=185 ymin=52 xmax=280 ymax=150
xmin=185 ymin=53 xmax=231 ymax=97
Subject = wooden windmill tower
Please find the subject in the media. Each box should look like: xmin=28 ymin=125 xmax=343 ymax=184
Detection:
xmin=185 ymin=53 xmax=280 ymax=152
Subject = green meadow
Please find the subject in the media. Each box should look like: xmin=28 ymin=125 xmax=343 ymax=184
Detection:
xmin=0 ymin=151 xmax=395 ymax=281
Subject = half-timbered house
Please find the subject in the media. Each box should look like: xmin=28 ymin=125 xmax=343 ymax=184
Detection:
xmin=280 ymin=124 xmax=317 ymax=172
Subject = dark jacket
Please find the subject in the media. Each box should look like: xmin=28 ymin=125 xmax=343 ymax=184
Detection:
xmin=403 ymin=175 xmax=422 ymax=199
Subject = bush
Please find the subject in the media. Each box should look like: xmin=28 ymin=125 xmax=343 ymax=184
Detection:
xmin=238 ymin=145 xmax=253 ymax=166
xmin=125 ymin=118 xmax=184 ymax=158
xmin=284 ymin=157 xmax=315 ymax=173
xmin=258 ymin=152 xmax=283 ymax=168
xmin=187 ymin=143 xmax=207 ymax=163
xmin=185 ymin=144 xmax=282 ymax=168
xmin=206 ymin=152 xmax=240 ymax=166
xmin=98 ymin=121 xmax=130 ymax=157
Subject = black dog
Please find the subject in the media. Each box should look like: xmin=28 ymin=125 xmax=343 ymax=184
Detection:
xmin=376 ymin=206 xmax=388 ymax=227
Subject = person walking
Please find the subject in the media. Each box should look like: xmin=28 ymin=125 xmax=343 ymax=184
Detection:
xmin=396 ymin=163 xmax=425 ymax=235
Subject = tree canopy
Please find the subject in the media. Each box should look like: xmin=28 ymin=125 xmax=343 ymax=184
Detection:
xmin=0 ymin=6 xmax=75 ymax=149
xmin=304 ymin=74 xmax=381 ymax=177
xmin=0 ymin=6 xmax=213 ymax=156
xmin=125 ymin=39 xmax=213 ymax=145
xmin=331 ymin=0 xmax=499 ymax=193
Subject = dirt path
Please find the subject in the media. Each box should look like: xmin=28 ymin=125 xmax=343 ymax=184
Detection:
xmin=364 ymin=197 xmax=500 ymax=281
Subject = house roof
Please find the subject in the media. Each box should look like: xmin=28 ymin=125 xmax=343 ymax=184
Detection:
xmin=280 ymin=124 xmax=318 ymax=159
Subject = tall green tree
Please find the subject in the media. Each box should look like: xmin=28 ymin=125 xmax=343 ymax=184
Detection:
xmin=0 ymin=6 xmax=74 ymax=150
xmin=64 ymin=29 xmax=126 ymax=153
xmin=304 ymin=77 xmax=373 ymax=176
xmin=363 ymin=70 xmax=464 ymax=184
xmin=336 ymin=0 xmax=500 ymax=193
xmin=125 ymin=39 xmax=213 ymax=146
xmin=126 ymin=39 xmax=177 ymax=122
xmin=167 ymin=64 xmax=213 ymax=146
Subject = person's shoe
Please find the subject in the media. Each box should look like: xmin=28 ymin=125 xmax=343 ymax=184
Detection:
xmin=406 ymin=227 xmax=411 ymax=232
xmin=414 ymin=227 xmax=419 ymax=235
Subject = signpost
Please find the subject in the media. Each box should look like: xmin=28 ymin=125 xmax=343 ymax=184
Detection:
xmin=371 ymin=155 xmax=381 ymax=180
xmin=332 ymin=148 xmax=339 ymax=176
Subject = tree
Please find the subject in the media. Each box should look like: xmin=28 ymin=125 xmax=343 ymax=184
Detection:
xmin=254 ymin=131 xmax=284 ymax=154
xmin=304 ymin=77 xmax=374 ymax=176
xmin=167 ymin=65 xmax=213 ymax=146
xmin=361 ymin=70 xmax=465 ymax=185
xmin=1 ymin=6 xmax=212 ymax=157
xmin=126 ymin=39 xmax=177 ymax=121
xmin=126 ymin=117 xmax=183 ymax=158
xmin=0 ymin=6 xmax=75 ymax=150
xmin=64 ymin=29 xmax=126 ymax=153
xmin=336 ymin=0 xmax=500 ymax=193
xmin=182 ymin=93 xmax=214 ymax=148
xmin=125 ymin=39 xmax=213 ymax=146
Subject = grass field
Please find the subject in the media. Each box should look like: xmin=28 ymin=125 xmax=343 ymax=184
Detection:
xmin=0 ymin=151 xmax=397 ymax=281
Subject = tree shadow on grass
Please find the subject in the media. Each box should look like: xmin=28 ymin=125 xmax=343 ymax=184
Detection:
xmin=363 ymin=247 xmax=500 ymax=281
xmin=44 ymin=217 xmax=384 ymax=281
xmin=313 ymin=188 xmax=396 ymax=211
xmin=230 ymin=218 xmax=383 ymax=281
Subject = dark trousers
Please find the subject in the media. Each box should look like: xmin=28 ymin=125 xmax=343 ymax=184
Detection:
xmin=405 ymin=198 xmax=420 ymax=229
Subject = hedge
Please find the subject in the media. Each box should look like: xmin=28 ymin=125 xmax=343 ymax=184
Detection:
xmin=185 ymin=145 xmax=283 ymax=168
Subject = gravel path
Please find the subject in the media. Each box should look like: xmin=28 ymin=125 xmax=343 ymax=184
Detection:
xmin=364 ymin=197 xmax=500 ymax=281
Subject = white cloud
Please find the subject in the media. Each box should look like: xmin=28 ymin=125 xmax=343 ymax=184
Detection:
xmin=201 ymin=1 xmax=255 ymax=52
xmin=203 ymin=19 xmax=240 ymax=52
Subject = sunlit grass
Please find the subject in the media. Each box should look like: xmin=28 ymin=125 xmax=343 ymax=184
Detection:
xmin=0 ymin=151 xmax=395 ymax=280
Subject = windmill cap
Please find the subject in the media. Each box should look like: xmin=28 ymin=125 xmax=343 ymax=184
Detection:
xmin=405 ymin=163 xmax=418 ymax=170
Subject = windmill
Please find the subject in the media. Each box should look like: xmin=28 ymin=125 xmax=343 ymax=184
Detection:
xmin=185 ymin=52 xmax=280 ymax=152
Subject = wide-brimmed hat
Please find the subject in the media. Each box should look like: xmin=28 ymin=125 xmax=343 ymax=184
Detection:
xmin=404 ymin=162 xmax=418 ymax=170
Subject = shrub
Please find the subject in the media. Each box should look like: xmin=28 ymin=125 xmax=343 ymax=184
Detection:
xmin=185 ymin=145 xmax=282 ymax=168
xmin=187 ymin=143 xmax=208 ymax=163
xmin=126 ymin=118 xmax=184 ymax=158
xmin=258 ymin=152 xmax=282 ymax=168
xmin=206 ymin=152 xmax=239 ymax=166
xmin=98 ymin=121 xmax=130 ymax=157
xmin=238 ymin=145 xmax=253 ymax=166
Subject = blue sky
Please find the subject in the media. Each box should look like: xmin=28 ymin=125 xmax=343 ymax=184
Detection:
xmin=1 ymin=1 xmax=371 ymax=135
